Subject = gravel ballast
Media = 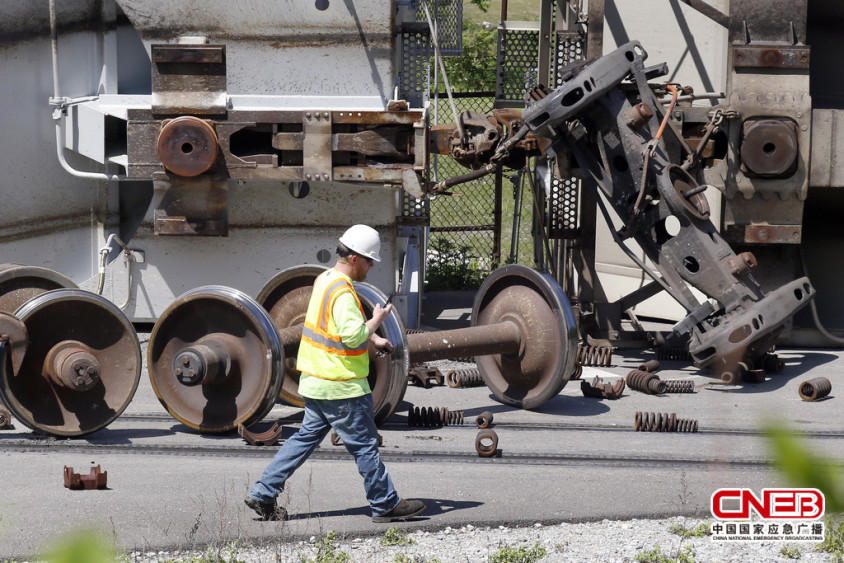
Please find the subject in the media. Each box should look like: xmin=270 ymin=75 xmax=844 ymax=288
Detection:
xmin=128 ymin=517 xmax=837 ymax=562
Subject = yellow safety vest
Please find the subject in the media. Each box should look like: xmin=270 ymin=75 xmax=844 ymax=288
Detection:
xmin=297 ymin=268 xmax=371 ymax=399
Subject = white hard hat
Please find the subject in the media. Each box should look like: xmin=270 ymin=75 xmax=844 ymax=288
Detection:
xmin=339 ymin=224 xmax=382 ymax=262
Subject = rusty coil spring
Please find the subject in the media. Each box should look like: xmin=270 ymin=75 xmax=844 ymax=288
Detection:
xmin=447 ymin=368 xmax=484 ymax=388
xmin=0 ymin=405 xmax=10 ymax=430
xmin=577 ymin=344 xmax=613 ymax=367
xmin=569 ymin=362 xmax=583 ymax=380
xmin=662 ymin=379 xmax=695 ymax=393
xmin=634 ymin=412 xmax=698 ymax=432
xmin=798 ymin=377 xmax=832 ymax=402
xmin=407 ymin=405 xmax=464 ymax=427
xmin=655 ymin=347 xmax=692 ymax=362
xmin=626 ymin=369 xmax=667 ymax=394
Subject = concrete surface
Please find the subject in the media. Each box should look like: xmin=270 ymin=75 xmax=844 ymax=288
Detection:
xmin=1 ymin=331 xmax=842 ymax=559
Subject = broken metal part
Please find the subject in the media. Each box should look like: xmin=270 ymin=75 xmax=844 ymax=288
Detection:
xmin=407 ymin=365 xmax=444 ymax=388
xmin=0 ymin=290 xmax=140 ymax=437
xmin=662 ymin=379 xmax=696 ymax=393
xmin=475 ymin=429 xmax=499 ymax=457
xmin=799 ymin=377 xmax=832 ymax=402
xmin=157 ymin=116 xmax=219 ymax=177
xmin=446 ymin=368 xmax=484 ymax=388
xmin=626 ymin=369 xmax=667 ymax=395
xmin=148 ymin=286 xmax=283 ymax=434
xmin=516 ymin=40 xmax=814 ymax=383
xmin=637 ymin=359 xmax=661 ymax=373
xmin=239 ymin=421 xmax=284 ymax=446
xmin=407 ymin=405 xmax=463 ymax=427
xmin=634 ymin=412 xmax=698 ymax=432
xmin=580 ymin=377 xmax=625 ymax=400
xmin=64 ymin=465 xmax=108 ymax=490
xmin=255 ymin=266 xmax=409 ymax=426
xmin=576 ymin=344 xmax=613 ymax=367
xmin=476 ymin=411 xmax=494 ymax=429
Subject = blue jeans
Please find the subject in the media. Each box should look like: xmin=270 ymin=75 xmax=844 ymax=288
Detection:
xmin=248 ymin=394 xmax=400 ymax=516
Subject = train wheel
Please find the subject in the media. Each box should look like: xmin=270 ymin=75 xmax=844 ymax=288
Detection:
xmin=472 ymin=265 xmax=578 ymax=409
xmin=257 ymin=266 xmax=408 ymax=425
xmin=0 ymin=289 xmax=141 ymax=436
xmin=0 ymin=264 xmax=77 ymax=314
xmin=256 ymin=265 xmax=325 ymax=407
xmin=149 ymin=286 xmax=283 ymax=434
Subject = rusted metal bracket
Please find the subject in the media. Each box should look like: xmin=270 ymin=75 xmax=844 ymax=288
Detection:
xmin=238 ymin=421 xmax=284 ymax=446
xmin=580 ymin=377 xmax=625 ymax=400
xmin=64 ymin=465 xmax=108 ymax=490
xmin=407 ymin=365 xmax=444 ymax=388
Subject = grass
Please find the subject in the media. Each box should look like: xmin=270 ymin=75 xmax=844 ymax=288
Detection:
xmin=464 ymin=0 xmax=542 ymax=23
xmin=380 ymin=526 xmax=418 ymax=547
xmin=489 ymin=541 xmax=547 ymax=563
xmin=667 ymin=522 xmax=710 ymax=539
xmin=634 ymin=544 xmax=696 ymax=563
xmin=814 ymin=520 xmax=844 ymax=562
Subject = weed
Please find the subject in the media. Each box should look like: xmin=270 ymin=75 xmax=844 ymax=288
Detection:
xmin=814 ymin=519 xmax=844 ymax=562
xmin=300 ymin=531 xmax=351 ymax=563
xmin=634 ymin=543 xmax=695 ymax=563
xmin=667 ymin=521 xmax=710 ymax=539
xmin=779 ymin=544 xmax=801 ymax=559
xmin=381 ymin=526 xmax=418 ymax=547
xmin=425 ymin=237 xmax=487 ymax=291
xmin=394 ymin=555 xmax=412 ymax=563
xmin=489 ymin=541 xmax=547 ymax=563
xmin=40 ymin=531 xmax=117 ymax=563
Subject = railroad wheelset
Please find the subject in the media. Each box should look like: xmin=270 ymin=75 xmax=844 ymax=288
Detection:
xmin=0 ymin=264 xmax=141 ymax=437
xmin=147 ymin=263 xmax=578 ymax=433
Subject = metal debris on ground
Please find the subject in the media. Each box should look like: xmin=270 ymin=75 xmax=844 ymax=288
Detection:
xmin=799 ymin=377 xmax=832 ymax=401
xmin=407 ymin=405 xmax=464 ymax=427
xmin=580 ymin=377 xmax=625 ymax=400
xmin=239 ymin=421 xmax=284 ymax=446
xmin=64 ymin=465 xmax=108 ymax=490
xmin=446 ymin=368 xmax=484 ymax=388
xmin=475 ymin=411 xmax=493 ymax=429
xmin=0 ymin=405 xmax=10 ymax=429
xmin=662 ymin=379 xmax=696 ymax=393
xmin=475 ymin=429 xmax=499 ymax=457
xmin=626 ymin=369 xmax=667 ymax=394
xmin=407 ymin=365 xmax=444 ymax=388
xmin=637 ymin=359 xmax=660 ymax=373
xmin=634 ymin=412 xmax=698 ymax=432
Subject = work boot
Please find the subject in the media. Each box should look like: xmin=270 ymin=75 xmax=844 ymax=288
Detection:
xmin=244 ymin=496 xmax=288 ymax=521
xmin=372 ymin=498 xmax=426 ymax=523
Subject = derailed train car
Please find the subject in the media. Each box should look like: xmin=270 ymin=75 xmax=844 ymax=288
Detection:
xmin=0 ymin=0 xmax=840 ymax=437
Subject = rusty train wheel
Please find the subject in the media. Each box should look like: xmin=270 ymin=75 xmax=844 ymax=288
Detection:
xmin=0 ymin=264 xmax=77 ymax=314
xmin=149 ymin=286 xmax=283 ymax=434
xmin=256 ymin=265 xmax=326 ymax=407
xmin=0 ymin=289 xmax=141 ymax=437
xmin=256 ymin=266 xmax=409 ymax=425
xmin=472 ymin=265 xmax=578 ymax=409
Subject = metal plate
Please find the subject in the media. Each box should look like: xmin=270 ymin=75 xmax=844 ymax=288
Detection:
xmin=148 ymin=286 xmax=283 ymax=433
xmin=473 ymin=265 xmax=578 ymax=409
xmin=0 ymin=289 xmax=141 ymax=437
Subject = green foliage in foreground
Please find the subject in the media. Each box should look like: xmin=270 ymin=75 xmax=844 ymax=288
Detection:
xmin=426 ymin=236 xmax=487 ymax=290
xmin=667 ymin=522 xmax=709 ymax=539
xmin=634 ymin=544 xmax=696 ymax=563
xmin=301 ymin=531 xmax=351 ymax=563
xmin=41 ymin=532 xmax=118 ymax=563
xmin=815 ymin=520 xmax=844 ymax=562
xmin=489 ymin=541 xmax=547 ymax=563
xmin=381 ymin=526 xmax=418 ymax=547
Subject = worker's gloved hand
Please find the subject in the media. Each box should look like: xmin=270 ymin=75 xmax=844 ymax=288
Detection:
xmin=372 ymin=334 xmax=394 ymax=358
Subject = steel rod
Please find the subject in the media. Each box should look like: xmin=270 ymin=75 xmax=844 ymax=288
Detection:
xmin=407 ymin=321 xmax=521 ymax=364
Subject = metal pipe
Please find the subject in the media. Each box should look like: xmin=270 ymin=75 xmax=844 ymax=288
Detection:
xmin=48 ymin=0 xmax=141 ymax=182
xmin=407 ymin=321 xmax=521 ymax=364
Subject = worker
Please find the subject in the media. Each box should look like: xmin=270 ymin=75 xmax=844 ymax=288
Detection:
xmin=245 ymin=224 xmax=426 ymax=523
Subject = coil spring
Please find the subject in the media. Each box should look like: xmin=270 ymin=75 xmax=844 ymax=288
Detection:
xmin=0 ymin=406 xmax=10 ymax=430
xmin=655 ymin=347 xmax=692 ymax=362
xmin=634 ymin=412 xmax=698 ymax=432
xmin=662 ymin=379 xmax=695 ymax=393
xmin=626 ymin=369 xmax=666 ymax=394
xmin=447 ymin=368 xmax=484 ymax=388
xmin=577 ymin=344 xmax=613 ymax=367
xmin=407 ymin=405 xmax=464 ymax=427
xmin=569 ymin=362 xmax=583 ymax=380
xmin=798 ymin=377 xmax=832 ymax=402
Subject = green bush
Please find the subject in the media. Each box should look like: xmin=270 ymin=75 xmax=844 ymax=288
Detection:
xmin=425 ymin=236 xmax=487 ymax=290
xmin=489 ymin=542 xmax=547 ymax=563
